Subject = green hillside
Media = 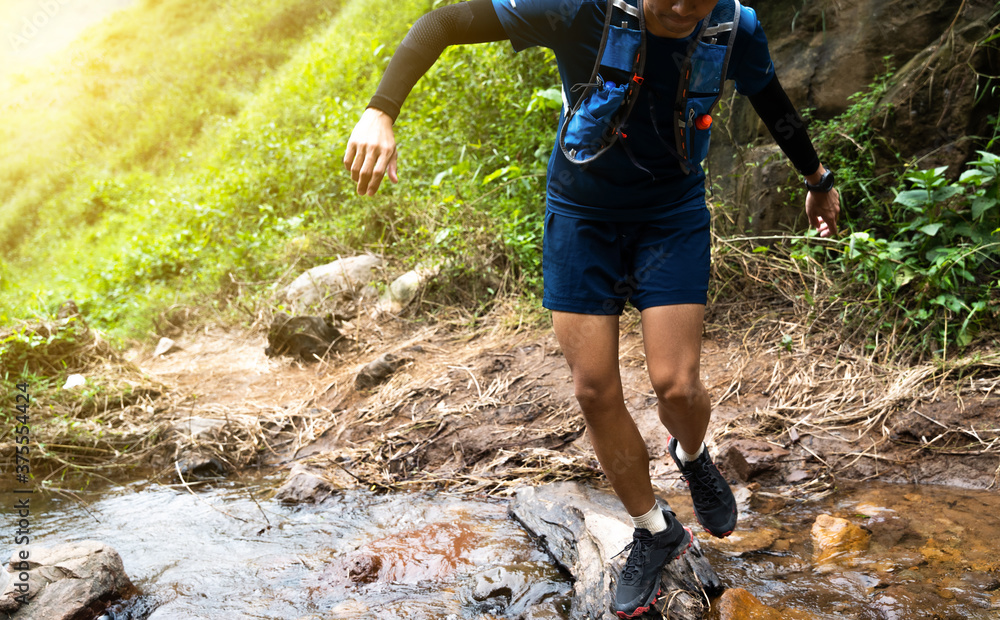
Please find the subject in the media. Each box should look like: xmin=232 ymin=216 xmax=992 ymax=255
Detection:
xmin=0 ymin=0 xmax=556 ymax=338
xmin=1 ymin=0 xmax=998 ymax=359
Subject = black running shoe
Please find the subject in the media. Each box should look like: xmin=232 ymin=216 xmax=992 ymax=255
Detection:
xmin=612 ymin=505 xmax=692 ymax=619
xmin=668 ymin=437 xmax=738 ymax=538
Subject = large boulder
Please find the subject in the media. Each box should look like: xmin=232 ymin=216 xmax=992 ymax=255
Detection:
xmin=709 ymin=0 xmax=997 ymax=234
xmin=282 ymin=255 xmax=382 ymax=310
xmin=0 ymin=541 xmax=135 ymax=620
xmin=508 ymin=482 xmax=722 ymax=620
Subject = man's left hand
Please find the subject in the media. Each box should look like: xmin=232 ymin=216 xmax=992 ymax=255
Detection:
xmin=806 ymin=188 xmax=840 ymax=238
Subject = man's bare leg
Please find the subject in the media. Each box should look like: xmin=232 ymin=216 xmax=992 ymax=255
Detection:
xmin=639 ymin=304 xmax=710 ymax=453
xmin=640 ymin=303 xmax=737 ymax=537
xmin=551 ymin=311 xmax=655 ymax=517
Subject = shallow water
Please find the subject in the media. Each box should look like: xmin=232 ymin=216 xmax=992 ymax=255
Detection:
xmin=3 ymin=474 xmax=568 ymax=619
xmin=696 ymin=482 xmax=1000 ymax=620
xmin=2 ymin=476 xmax=998 ymax=619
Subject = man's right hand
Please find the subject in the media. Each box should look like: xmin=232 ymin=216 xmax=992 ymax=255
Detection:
xmin=343 ymin=107 xmax=398 ymax=196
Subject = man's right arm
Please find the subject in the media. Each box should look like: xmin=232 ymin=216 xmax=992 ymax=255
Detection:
xmin=344 ymin=0 xmax=508 ymax=196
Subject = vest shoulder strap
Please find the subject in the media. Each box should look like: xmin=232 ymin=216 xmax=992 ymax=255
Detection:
xmin=671 ymin=0 xmax=743 ymax=174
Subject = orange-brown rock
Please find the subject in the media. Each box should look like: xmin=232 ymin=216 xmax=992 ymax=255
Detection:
xmin=714 ymin=587 xmax=816 ymax=620
xmin=711 ymin=527 xmax=781 ymax=556
xmin=811 ymin=514 xmax=871 ymax=565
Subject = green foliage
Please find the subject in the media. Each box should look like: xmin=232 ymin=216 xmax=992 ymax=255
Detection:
xmin=805 ymin=57 xmax=899 ymax=226
xmin=777 ymin=56 xmax=1000 ymax=357
xmin=793 ymin=151 xmax=1000 ymax=355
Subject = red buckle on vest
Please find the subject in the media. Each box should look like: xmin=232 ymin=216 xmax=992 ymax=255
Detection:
xmin=632 ymin=75 xmax=644 ymax=85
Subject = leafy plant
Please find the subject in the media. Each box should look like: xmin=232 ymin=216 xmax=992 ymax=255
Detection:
xmin=821 ymin=152 xmax=1000 ymax=354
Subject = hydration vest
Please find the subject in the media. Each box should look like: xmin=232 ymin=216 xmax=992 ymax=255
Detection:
xmin=558 ymin=0 xmax=749 ymax=175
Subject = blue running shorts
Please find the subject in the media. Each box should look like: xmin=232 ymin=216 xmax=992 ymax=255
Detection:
xmin=541 ymin=205 xmax=711 ymax=315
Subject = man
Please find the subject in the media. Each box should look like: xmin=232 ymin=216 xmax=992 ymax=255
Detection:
xmin=344 ymin=0 xmax=840 ymax=616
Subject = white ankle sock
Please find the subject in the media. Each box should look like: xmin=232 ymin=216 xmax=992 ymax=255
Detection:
xmin=676 ymin=442 xmax=705 ymax=464
xmin=631 ymin=503 xmax=668 ymax=533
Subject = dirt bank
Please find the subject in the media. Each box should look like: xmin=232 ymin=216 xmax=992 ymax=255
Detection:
xmin=130 ymin=308 xmax=999 ymax=495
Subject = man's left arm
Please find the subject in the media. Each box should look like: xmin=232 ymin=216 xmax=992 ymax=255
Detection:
xmin=747 ymin=75 xmax=841 ymax=237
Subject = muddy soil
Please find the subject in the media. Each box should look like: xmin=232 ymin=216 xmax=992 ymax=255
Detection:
xmin=134 ymin=310 xmax=1000 ymax=493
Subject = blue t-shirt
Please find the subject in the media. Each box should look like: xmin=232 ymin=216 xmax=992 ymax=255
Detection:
xmin=491 ymin=0 xmax=775 ymax=221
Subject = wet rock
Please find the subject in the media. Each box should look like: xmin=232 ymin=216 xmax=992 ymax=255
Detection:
xmin=265 ymin=312 xmax=344 ymax=362
xmin=748 ymin=490 xmax=788 ymax=515
xmin=853 ymin=504 xmax=915 ymax=549
xmin=716 ymin=439 xmax=789 ymax=483
xmin=473 ymin=566 xmax=517 ymax=602
xmin=961 ymin=571 xmax=1000 ymax=592
xmin=508 ymin=482 xmax=721 ymax=620
xmin=716 ymin=587 xmax=817 ymax=620
xmin=347 ymin=552 xmax=382 ymax=584
xmin=468 ymin=563 xmax=571 ymax=617
xmin=175 ymin=453 xmax=227 ymax=478
xmin=282 ymin=254 xmax=382 ymax=309
xmin=523 ymin=600 xmax=572 ymax=620
xmin=785 ymin=469 xmax=812 ymax=484
xmin=0 ymin=541 xmax=135 ymax=620
xmin=274 ymin=464 xmax=347 ymax=504
xmin=326 ymin=600 xmax=368 ymax=615
xmin=355 ymin=353 xmax=412 ymax=390
xmin=865 ymin=583 xmax=954 ymax=620
xmin=918 ymin=538 xmax=963 ymax=566
xmin=812 ymin=514 xmax=871 ymax=566
xmin=712 ymin=527 xmax=781 ymax=556
xmin=170 ymin=417 xmax=230 ymax=478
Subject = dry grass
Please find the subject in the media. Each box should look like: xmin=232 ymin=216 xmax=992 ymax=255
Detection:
xmin=6 ymin=239 xmax=998 ymax=493
xmin=708 ymin=234 xmax=1000 ymax=481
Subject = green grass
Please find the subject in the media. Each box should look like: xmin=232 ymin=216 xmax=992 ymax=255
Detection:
xmin=0 ymin=0 xmax=558 ymax=340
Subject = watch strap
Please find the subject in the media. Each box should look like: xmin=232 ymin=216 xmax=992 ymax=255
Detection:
xmin=805 ymin=168 xmax=835 ymax=193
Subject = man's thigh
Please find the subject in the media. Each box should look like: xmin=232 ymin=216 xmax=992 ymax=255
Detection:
xmin=551 ymin=311 xmax=622 ymax=384
xmin=640 ymin=304 xmax=705 ymax=386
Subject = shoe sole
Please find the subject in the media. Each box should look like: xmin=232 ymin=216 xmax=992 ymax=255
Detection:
xmin=615 ymin=528 xmax=694 ymax=619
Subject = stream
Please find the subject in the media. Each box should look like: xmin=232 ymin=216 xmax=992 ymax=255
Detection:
xmin=2 ymin=475 xmax=998 ymax=619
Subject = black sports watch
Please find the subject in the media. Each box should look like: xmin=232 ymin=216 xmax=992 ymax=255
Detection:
xmin=804 ymin=168 xmax=835 ymax=193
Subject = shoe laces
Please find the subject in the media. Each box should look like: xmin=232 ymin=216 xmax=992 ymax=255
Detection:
xmin=682 ymin=457 xmax=726 ymax=508
xmin=615 ymin=529 xmax=654 ymax=582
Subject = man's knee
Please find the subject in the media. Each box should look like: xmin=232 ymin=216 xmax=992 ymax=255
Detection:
xmin=573 ymin=377 xmax=622 ymax=413
xmin=650 ymin=373 xmax=704 ymax=412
